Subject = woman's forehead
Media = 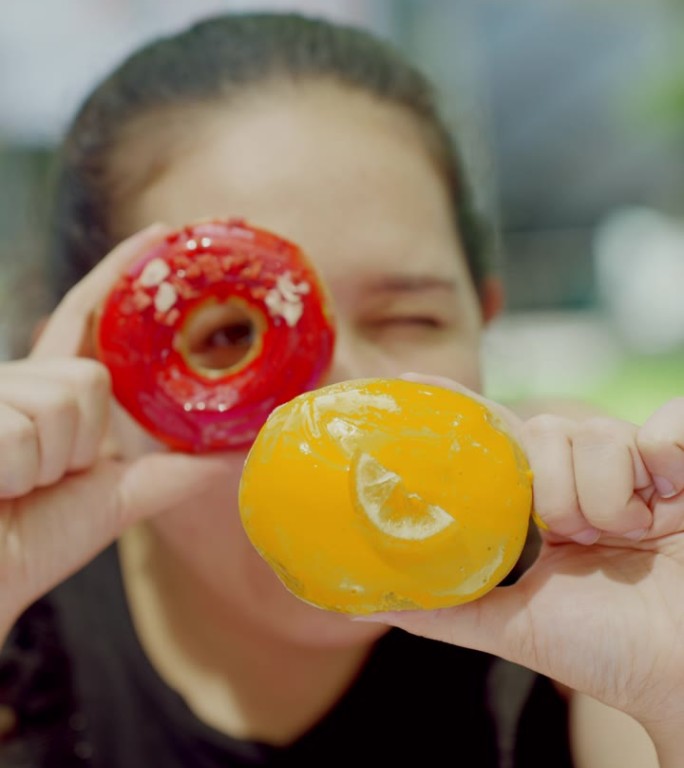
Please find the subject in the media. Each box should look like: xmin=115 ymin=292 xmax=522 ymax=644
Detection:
xmin=118 ymin=83 xmax=467 ymax=283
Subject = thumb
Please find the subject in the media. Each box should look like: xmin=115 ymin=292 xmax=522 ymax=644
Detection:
xmin=356 ymin=584 xmax=532 ymax=666
xmin=116 ymin=451 xmax=239 ymax=527
xmin=6 ymin=453 xmax=238 ymax=616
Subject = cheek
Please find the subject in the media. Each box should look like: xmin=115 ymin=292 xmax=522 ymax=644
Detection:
xmin=327 ymin=317 xmax=484 ymax=388
xmin=380 ymin=334 xmax=484 ymax=393
xmin=423 ymin=342 xmax=483 ymax=391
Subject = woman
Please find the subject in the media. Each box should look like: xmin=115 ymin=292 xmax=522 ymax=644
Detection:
xmin=1 ymin=12 xmax=682 ymax=767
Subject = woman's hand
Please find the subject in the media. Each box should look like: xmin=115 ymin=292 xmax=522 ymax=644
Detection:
xmin=0 ymin=225 xmax=235 ymax=638
xmin=361 ymin=376 xmax=684 ymax=741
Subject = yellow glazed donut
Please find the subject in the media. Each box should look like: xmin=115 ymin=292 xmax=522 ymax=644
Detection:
xmin=238 ymin=378 xmax=533 ymax=614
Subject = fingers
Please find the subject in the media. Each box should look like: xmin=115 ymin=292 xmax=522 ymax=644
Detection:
xmin=403 ymin=375 xmax=683 ymax=545
xmin=637 ymin=397 xmax=684 ymax=500
xmin=116 ymin=452 xmax=241 ymax=527
xmin=6 ymin=224 xmax=168 ymax=496
xmin=0 ymin=379 xmax=77 ymax=491
xmin=0 ymin=359 xmax=111 ymax=497
xmin=31 ymin=223 xmax=169 ymax=359
xmin=573 ymin=418 xmax=652 ymax=538
xmin=401 ymin=374 xmax=655 ymax=542
xmin=2 ymin=451 xmax=239 ymax=616
xmin=524 ymin=415 xmax=653 ymax=542
xmin=0 ymin=402 xmax=39 ymax=497
xmin=522 ymin=415 xmax=594 ymax=543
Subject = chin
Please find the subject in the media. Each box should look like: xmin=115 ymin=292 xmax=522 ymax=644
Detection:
xmin=267 ymin=596 xmax=390 ymax=650
xmin=241 ymin=554 xmax=390 ymax=649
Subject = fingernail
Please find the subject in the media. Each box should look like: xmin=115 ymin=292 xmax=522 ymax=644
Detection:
xmin=569 ymin=528 xmax=601 ymax=545
xmin=623 ymin=528 xmax=648 ymax=541
xmin=653 ymin=475 xmax=677 ymax=499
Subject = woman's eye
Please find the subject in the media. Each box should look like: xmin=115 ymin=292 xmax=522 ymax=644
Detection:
xmin=204 ymin=322 xmax=255 ymax=349
xmin=190 ymin=321 xmax=256 ymax=370
xmin=373 ymin=317 xmax=442 ymax=329
xmin=362 ymin=317 xmax=447 ymax=344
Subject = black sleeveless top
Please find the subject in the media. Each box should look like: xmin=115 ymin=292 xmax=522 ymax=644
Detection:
xmin=0 ymin=545 xmax=573 ymax=767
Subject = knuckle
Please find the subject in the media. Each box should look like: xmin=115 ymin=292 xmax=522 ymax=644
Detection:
xmin=582 ymin=416 xmax=618 ymax=435
xmin=636 ymin=431 xmax=667 ymax=455
xmin=65 ymin=358 xmax=111 ymax=390
xmin=0 ymin=417 xmax=35 ymax=452
xmin=80 ymin=363 xmax=112 ymax=401
xmin=42 ymin=387 xmax=79 ymax=424
xmin=586 ymin=512 xmax=620 ymax=531
xmin=0 ymin=422 xmax=37 ymax=498
xmin=523 ymin=414 xmax=567 ymax=442
xmin=531 ymin=484 xmax=581 ymax=524
xmin=94 ymin=367 xmax=113 ymax=398
xmin=578 ymin=417 xmax=627 ymax=443
xmin=640 ymin=400 xmax=684 ymax=444
xmin=534 ymin=501 xmax=581 ymax=524
xmin=0 ymin=474 xmax=33 ymax=499
xmin=36 ymin=466 xmax=65 ymax=490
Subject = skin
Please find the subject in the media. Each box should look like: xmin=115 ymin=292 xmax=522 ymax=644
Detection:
xmin=112 ymin=84 xmax=491 ymax=737
xmin=1 ymin=81 xmax=683 ymax=762
xmin=116 ymin=82 xmax=487 ymax=633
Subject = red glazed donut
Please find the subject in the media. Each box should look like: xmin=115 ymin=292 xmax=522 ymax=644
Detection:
xmin=95 ymin=219 xmax=336 ymax=452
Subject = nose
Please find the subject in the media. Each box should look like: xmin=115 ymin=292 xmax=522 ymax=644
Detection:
xmin=322 ymin=326 xmax=393 ymax=387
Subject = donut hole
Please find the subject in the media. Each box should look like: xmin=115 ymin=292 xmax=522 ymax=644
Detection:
xmin=178 ymin=298 xmax=265 ymax=376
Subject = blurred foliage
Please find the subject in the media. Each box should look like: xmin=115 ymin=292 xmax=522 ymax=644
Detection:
xmin=590 ymin=351 xmax=684 ymax=423
xmin=627 ymin=4 xmax=684 ymax=138
xmin=633 ymin=68 xmax=684 ymax=134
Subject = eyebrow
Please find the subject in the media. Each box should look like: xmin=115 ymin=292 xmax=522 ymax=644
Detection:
xmin=363 ymin=274 xmax=459 ymax=294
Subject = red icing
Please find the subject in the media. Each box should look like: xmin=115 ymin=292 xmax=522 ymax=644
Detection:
xmin=95 ymin=219 xmax=336 ymax=452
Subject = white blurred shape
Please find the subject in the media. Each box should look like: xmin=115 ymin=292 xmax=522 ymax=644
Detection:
xmin=594 ymin=207 xmax=684 ymax=353
xmin=482 ymin=310 xmax=623 ymax=402
xmin=0 ymin=0 xmax=377 ymax=144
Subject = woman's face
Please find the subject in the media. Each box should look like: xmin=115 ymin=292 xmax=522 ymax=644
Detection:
xmin=113 ymin=82 xmax=486 ymax=646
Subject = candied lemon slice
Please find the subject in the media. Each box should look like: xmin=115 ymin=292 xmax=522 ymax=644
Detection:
xmin=353 ymin=453 xmax=455 ymax=541
xmin=239 ymin=378 xmax=532 ymax=614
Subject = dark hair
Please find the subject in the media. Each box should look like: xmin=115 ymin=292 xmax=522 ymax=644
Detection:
xmin=49 ymin=11 xmax=492 ymax=303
